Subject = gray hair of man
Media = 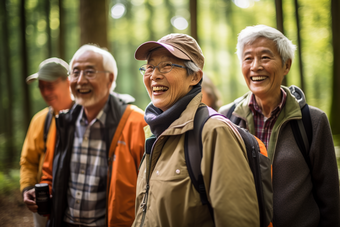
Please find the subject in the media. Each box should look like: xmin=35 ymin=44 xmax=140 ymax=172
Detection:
xmin=69 ymin=44 xmax=118 ymax=91
xmin=236 ymin=24 xmax=297 ymax=66
xmin=184 ymin=60 xmax=201 ymax=76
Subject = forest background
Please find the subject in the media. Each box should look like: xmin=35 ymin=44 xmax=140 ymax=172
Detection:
xmin=0 ymin=0 xmax=339 ymax=212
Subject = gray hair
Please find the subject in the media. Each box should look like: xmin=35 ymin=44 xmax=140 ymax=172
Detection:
xmin=184 ymin=61 xmax=200 ymax=76
xmin=236 ymin=25 xmax=296 ymax=65
xmin=69 ymin=44 xmax=118 ymax=91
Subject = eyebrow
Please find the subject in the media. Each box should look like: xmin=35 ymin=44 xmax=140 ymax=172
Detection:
xmin=243 ymin=49 xmax=274 ymax=57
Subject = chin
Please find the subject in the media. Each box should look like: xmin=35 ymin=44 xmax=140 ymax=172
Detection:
xmin=75 ymin=97 xmax=96 ymax=107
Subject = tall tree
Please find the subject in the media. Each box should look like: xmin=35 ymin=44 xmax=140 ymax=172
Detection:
xmin=45 ymin=0 xmax=52 ymax=57
xmin=59 ymin=0 xmax=66 ymax=60
xmin=275 ymin=0 xmax=287 ymax=86
xmin=190 ymin=0 xmax=198 ymax=42
xmin=294 ymin=0 xmax=305 ymax=92
xmin=20 ymin=0 xmax=31 ymax=126
xmin=1 ymin=0 xmax=15 ymax=170
xmin=79 ymin=0 xmax=108 ymax=48
xmin=330 ymin=0 xmax=340 ymax=139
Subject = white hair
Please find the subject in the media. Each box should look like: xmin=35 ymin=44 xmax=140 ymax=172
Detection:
xmin=69 ymin=44 xmax=118 ymax=91
xmin=236 ymin=25 xmax=296 ymax=65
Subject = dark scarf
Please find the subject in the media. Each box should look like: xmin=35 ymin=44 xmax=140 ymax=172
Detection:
xmin=144 ymin=85 xmax=201 ymax=138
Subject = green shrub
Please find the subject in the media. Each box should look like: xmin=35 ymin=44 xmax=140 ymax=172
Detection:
xmin=0 ymin=169 xmax=20 ymax=195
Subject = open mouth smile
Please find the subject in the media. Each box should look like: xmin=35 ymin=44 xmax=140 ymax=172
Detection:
xmin=251 ymin=76 xmax=267 ymax=82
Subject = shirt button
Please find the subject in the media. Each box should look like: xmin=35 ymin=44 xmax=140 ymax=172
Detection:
xmin=156 ymin=170 xmax=160 ymax=176
xmin=76 ymin=200 xmax=80 ymax=204
xmin=81 ymin=170 xmax=85 ymax=174
xmin=84 ymin=137 xmax=88 ymax=141
xmin=175 ymin=169 xmax=180 ymax=174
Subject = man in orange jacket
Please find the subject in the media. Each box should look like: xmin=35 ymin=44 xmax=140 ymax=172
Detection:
xmin=20 ymin=58 xmax=73 ymax=227
xmin=24 ymin=44 xmax=147 ymax=227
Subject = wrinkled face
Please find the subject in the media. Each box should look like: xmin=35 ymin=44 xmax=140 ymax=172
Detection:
xmin=39 ymin=77 xmax=70 ymax=111
xmin=70 ymin=50 xmax=113 ymax=110
xmin=144 ymin=48 xmax=198 ymax=112
xmin=241 ymin=37 xmax=291 ymax=100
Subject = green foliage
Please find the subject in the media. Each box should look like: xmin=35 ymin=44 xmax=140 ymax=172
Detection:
xmin=0 ymin=170 xmax=20 ymax=195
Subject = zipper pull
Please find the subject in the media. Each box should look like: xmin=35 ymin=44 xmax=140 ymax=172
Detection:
xmin=252 ymin=146 xmax=256 ymax=157
xmin=140 ymin=184 xmax=149 ymax=212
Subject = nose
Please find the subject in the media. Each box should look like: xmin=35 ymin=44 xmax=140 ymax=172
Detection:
xmin=149 ymin=68 xmax=163 ymax=81
xmin=250 ymin=58 xmax=262 ymax=71
xmin=76 ymin=70 xmax=88 ymax=84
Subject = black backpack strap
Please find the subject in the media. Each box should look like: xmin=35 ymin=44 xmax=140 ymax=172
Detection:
xmin=290 ymin=104 xmax=313 ymax=170
xmin=43 ymin=108 xmax=54 ymax=153
xmin=225 ymin=102 xmax=242 ymax=125
xmin=185 ymin=106 xmax=217 ymax=221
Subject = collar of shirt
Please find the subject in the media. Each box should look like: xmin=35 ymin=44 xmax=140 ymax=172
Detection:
xmin=249 ymin=88 xmax=287 ymax=120
xmin=79 ymin=100 xmax=109 ymax=127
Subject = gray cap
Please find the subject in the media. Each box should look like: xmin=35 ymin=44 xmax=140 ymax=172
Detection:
xmin=26 ymin=57 xmax=69 ymax=84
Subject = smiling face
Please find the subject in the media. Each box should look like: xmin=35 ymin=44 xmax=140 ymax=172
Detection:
xmin=39 ymin=77 xmax=71 ymax=111
xmin=241 ymin=37 xmax=291 ymax=101
xmin=144 ymin=48 xmax=199 ymax=112
xmin=70 ymin=50 xmax=113 ymax=112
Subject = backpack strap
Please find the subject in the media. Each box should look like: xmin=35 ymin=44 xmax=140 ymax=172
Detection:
xmin=225 ymin=99 xmax=242 ymax=125
xmin=107 ymin=104 xmax=134 ymax=166
xmin=43 ymin=108 xmax=54 ymax=153
xmin=185 ymin=105 xmax=220 ymax=222
xmin=290 ymin=104 xmax=313 ymax=170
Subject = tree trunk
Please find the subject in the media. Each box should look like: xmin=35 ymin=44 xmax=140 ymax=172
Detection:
xmin=275 ymin=0 xmax=287 ymax=86
xmin=330 ymin=0 xmax=340 ymax=141
xmin=190 ymin=0 xmax=198 ymax=42
xmin=45 ymin=0 xmax=52 ymax=57
xmin=294 ymin=0 xmax=305 ymax=92
xmin=59 ymin=0 xmax=66 ymax=60
xmin=79 ymin=0 xmax=108 ymax=49
xmin=1 ymin=0 xmax=15 ymax=170
xmin=20 ymin=0 xmax=31 ymax=126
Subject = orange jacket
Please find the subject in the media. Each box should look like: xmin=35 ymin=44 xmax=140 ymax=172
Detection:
xmin=20 ymin=107 xmax=56 ymax=192
xmin=41 ymin=99 xmax=146 ymax=227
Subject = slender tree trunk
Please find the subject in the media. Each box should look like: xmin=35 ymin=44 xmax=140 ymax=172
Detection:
xmin=45 ymin=0 xmax=52 ymax=57
xmin=294 ymin=0 xmax=305 ymax=92
xmin=1 ymin=0 xmax=15 ymax=170
xmin=190 ymin=0 xmax=198 ymax=42
xmin=275 ymin=0 xmax=287 ymax=86
xmin=59 ymin=0 xmax=65 ymax=60
xmin=20 ymin=0 xmax=31 ymax=125
xmin=330 ymin=0 xmax=340 ymax=139
xmin=79 ymin=0 xmax=108 ymax=49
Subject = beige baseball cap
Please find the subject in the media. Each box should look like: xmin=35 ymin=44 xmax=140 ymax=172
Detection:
xmin=135 ymin=33 xmax=204 ymax=69
xmin=26 ymin=57 xmax=69 ymax=84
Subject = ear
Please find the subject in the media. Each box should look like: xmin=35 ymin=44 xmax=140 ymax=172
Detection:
xmin=190 ymin=70 xmax=203 ymax=86
xmin=108 ymin=73 xmax=114 ymax=86
xmin=283 ymin=59 xmax=292 ymax=75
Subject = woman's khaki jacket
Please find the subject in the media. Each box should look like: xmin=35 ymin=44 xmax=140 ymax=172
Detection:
xmin=133 ymin=93 xmax=260 ymax=227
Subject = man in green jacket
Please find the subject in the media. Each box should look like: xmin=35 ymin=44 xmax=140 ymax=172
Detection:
xmin=20 ymin=57 xmax=73 ymax=227
xmin=219 ymin=24 xmax=340 ymax=227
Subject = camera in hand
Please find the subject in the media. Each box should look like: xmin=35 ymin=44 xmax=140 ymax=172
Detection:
xmin=35 ymin=183 xmax=51 ymax=215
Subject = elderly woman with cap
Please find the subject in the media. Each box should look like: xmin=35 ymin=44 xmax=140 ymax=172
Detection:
xmin=132 ymin=33 xmax=259 ymax=227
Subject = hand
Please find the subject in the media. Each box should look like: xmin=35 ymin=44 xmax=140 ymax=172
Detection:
xmin=23 ymin=188 xmax=38 ymax=213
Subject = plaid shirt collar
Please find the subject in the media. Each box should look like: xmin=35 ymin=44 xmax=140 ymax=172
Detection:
xmin=79 ymin=100 xmax=109 ymax=126
xmin=249 ymin=88 xmax=287 ymax=120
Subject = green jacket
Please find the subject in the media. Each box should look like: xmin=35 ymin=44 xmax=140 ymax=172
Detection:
xmin=133 ymin=93 xmax=260 ymax=227
xmin=219 ymin=86 xmax=340 ymax=227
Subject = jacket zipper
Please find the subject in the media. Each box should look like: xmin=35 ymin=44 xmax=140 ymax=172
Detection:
xmin=139 ymin=183 xmax=149 ymax=227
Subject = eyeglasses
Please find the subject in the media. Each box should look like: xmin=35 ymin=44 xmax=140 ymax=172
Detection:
xmin=69 ymin=69 xmax=110 ymax=80
xmin=139 ymin=61 xmax=186 ymax=76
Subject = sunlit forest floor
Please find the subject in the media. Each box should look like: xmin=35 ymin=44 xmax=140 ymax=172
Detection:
xmin=0 ymin=147 xmax=339 ymax=227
